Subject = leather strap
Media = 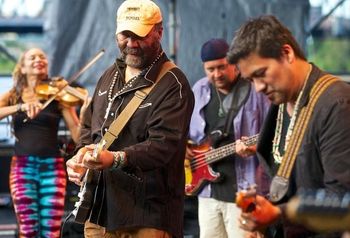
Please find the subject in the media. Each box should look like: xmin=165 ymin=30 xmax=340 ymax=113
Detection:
xmin=222 ymin=79 xmax=251 ymax=137
xmin=277 ymin=74 xmax=338 ymax=178
xmin=102 ymin=61 xmax=176 ymax=149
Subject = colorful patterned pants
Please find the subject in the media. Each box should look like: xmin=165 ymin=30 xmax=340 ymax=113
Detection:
xmin=9 ymin=156 xmax=67 ymax=238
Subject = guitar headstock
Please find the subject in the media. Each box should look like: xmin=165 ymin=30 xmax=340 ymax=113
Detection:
xmin=286 ymin=189 xmax=350 ymax=232
xmin=92 ymin=140 xmax=107 ymax=161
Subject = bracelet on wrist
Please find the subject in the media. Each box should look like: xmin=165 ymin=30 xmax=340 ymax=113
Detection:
xmin=119 ymin=151 xmax=126 ymax=167
xmin=111 ymin=151 xmax=126 ymax=170
xmin=111 ymin=152 xmax=121 ymax=169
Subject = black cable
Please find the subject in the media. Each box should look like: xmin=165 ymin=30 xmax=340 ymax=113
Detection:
xmin=60 ymin=211 xmax=74 ymax=238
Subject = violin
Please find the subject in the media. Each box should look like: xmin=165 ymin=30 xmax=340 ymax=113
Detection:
xmin=35 ymin=77 xmax=88 ymax=107
xmin=22 ymin=49 xmax=104 ymax=123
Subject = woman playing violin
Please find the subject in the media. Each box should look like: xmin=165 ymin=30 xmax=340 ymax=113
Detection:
xmin=0 ymin=48 xmax=88 ymax=238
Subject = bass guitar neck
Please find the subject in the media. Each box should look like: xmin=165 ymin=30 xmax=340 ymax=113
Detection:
xmin=185 ymin=134 xmax=259 ymax=196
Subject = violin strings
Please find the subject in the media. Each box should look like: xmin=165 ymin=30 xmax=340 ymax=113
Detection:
xmin=189 ymin=134 xmax=259 ymax=170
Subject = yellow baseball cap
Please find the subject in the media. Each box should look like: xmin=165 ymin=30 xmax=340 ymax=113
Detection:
xmin=116 ymin=0 xmax=163 ymax=37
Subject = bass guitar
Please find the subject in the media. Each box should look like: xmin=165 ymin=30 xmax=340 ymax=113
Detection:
xmin=185 ymin=134 xmax=259 ymax=196
xmin=286 ymin=189 xmax=350 ymax=232
xmin=72 ymin=140 xmax=106 ymax=224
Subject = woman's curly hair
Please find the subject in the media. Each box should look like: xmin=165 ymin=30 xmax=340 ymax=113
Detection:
xmin=8 ymin=50 xmax=30 ymax=105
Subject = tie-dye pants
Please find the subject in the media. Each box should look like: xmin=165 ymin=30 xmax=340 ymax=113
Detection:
xmin=9 ymin=156 xmax=67 ymax=238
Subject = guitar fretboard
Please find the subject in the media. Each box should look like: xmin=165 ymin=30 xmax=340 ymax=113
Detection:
xmin=296 ymin=189 xmax=350 ymax=215
xmin=204 ymin=134 xmax=259 ymax=165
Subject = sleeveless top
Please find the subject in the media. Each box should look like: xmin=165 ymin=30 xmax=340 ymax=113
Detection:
xmin=13 ymin=100 xmax=62 ymax=157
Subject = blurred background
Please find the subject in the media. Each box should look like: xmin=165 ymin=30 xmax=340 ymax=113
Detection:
xmin=0 ymin=0 xmax=349 ymax=237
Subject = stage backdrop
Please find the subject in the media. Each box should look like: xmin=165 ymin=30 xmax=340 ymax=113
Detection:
xmin=44 ymin=0 xmax=309 ymax=92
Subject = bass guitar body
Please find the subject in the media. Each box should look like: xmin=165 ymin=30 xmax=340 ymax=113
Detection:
xmin=185 ymin=141 xmax=221 ymax=196
xmin=185 ymin=134 xmax=259 ymax=196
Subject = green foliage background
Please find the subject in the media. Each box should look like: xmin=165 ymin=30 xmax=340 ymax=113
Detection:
xmin=307 ymin=38 xmax=350 ymax=73
xmin=0 ymin=54 xmax=15 ymax=75
xmin=0 ymin=33 xmax=43 ymax=75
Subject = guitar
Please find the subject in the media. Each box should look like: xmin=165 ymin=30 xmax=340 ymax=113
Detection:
xmin=184 ymin=134 xmax=259 ymax=196
xmin=286 ymin=189 xmax=350 ymax=232
xmin=72 ymin=140 xmax=106 ymax=224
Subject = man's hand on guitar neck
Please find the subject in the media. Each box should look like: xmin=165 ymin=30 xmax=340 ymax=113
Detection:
xmin=66 ymin=146 xmax=89 ymax=186
xmin=236 ymin=136 xmax=257 ymax=158
xmin=67 ymin=143 xmax=128 ymax=185
xmin=81 ymin=144 xmax=115 ymax=170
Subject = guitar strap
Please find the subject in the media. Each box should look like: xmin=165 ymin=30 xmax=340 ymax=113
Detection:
xmin=101 ymin=61 xmax=176 ymax=149
xmin=269 ymin=74 xmax=339 ymax=203
xmin=73 ymin=63 xmax=176 ymax=224
xmin=222 ymin=78 xmax=251 ymax=137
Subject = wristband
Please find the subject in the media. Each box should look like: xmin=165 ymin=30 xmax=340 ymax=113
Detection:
xmin=111 ymin=151 xmax=126 ymax=170
xmin=111 ymin=152 xmax=121 ymax=169
xmin=119 ymin=151 xmax=126 ymax=167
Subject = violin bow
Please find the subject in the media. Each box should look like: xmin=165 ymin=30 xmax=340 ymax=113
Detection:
xmin=41 ymin=49 xmax=105 ymax=109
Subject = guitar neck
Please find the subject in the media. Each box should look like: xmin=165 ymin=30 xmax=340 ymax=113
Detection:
xmin=92 ymin=140 xmax=107 ymax=161
xmin=286 ymin=189 xmax=350 ymax=232
xmin=205 ymin=134 xmax=259 ymax=165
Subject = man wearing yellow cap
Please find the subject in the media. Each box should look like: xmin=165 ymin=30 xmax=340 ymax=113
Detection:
xmin=66 ymin=0 xmax=194 ymax=237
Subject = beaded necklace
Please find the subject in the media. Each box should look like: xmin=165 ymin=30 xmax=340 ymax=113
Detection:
xmin=104 ymin=51 xmax=164 ymax=119
xmin=272 ymin=64 xmax=312 ymax=164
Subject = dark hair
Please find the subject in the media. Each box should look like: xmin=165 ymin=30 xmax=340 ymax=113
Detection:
xmin=227 ymin=15 xmax=306 ymax=64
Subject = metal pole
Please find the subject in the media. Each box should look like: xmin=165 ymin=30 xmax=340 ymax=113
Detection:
xmin=307 ymin=0 xmax=347 ymax=36
xmin=168 ymin=0 xmax=177 ymax=62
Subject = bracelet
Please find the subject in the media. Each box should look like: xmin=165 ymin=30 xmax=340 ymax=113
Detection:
xmin=119 ymin=151 xmax=126 ymax=167
xmin=111 ymin=152 xmax=121 ymax=169
xmin=111 ymin=151 xmax=126 ymax=170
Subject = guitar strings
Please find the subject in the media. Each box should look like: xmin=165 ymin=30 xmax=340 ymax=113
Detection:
xmin=190 ymin=134 xmax=259 ymax=165
xmin=189 ymin=134 xmax=259 ymax=170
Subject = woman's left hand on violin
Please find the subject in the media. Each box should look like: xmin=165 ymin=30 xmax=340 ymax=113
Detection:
xmin=50 ymin=77 xmax=69 ymax=90
xmin=35 ymin=77 xmax=88 ymax=108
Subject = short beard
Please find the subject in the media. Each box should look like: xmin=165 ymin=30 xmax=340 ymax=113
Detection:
xmin=124 ymin=54 xmax=144 ymax=68
xmin=120 ymin=41 xmax=161 ymax=69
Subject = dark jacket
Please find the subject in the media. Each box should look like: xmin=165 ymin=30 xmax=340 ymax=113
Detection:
xmin=77 ymin=53 xmax=195 ymax=238
xmin=257 ymin=64 xmax=350 ymax=238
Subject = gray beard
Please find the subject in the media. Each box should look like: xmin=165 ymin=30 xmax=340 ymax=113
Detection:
xmin=124 ymin=54 xmax=144 ymax=69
